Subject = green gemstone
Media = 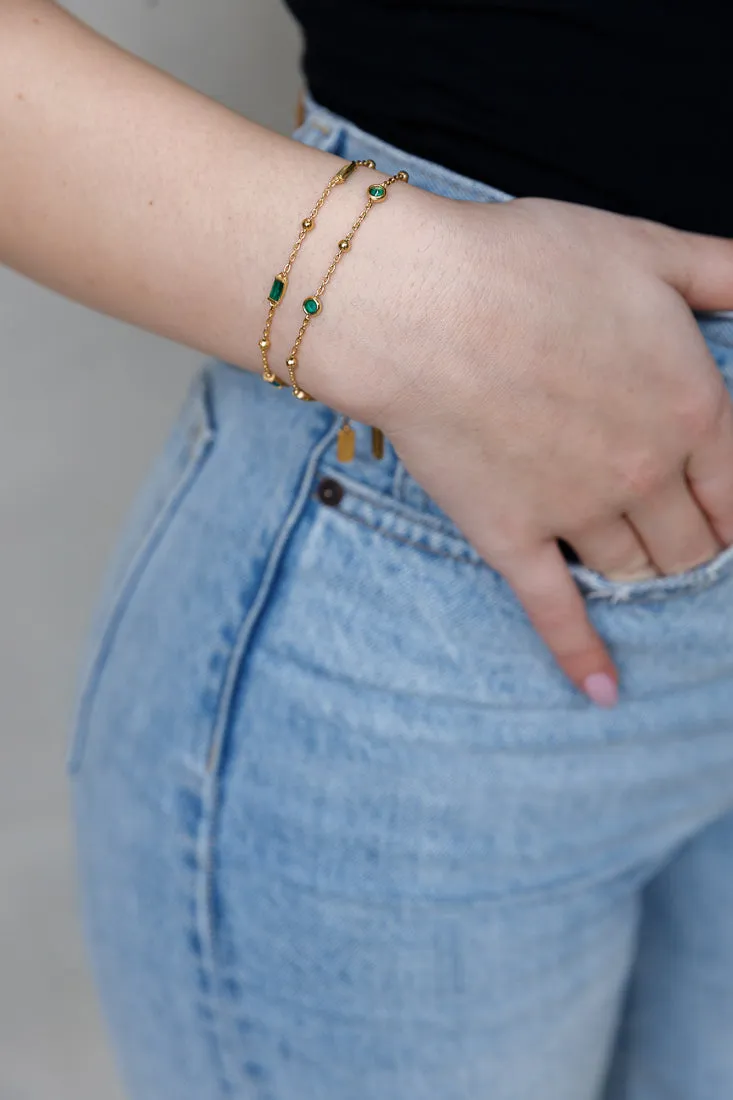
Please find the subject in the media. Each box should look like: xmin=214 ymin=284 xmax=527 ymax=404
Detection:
xmin=268 ymin=377 xmax=284 ymax=388
xmin=368 ymin=185 xmax=387 ymax=200
xmin=303 ymin=296 xmax=321 ymax=316
xmin=268 ymin=276 xmax=286 ymax=304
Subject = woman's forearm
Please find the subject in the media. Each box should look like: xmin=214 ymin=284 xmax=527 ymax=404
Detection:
xmin=10 ymin=5 xmax=733 ymax=700
xmin=0 ymin=0 xmax=417 ymax=386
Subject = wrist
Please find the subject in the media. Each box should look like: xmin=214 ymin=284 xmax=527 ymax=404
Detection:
xmin=275 ymin=177 xmax=450 ymax=425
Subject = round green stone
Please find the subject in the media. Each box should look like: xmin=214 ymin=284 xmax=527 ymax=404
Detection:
xmin=368 ymin=185 xmax=387 ymax=200
xmin=303 ymin=296 xmax=321 ymax=316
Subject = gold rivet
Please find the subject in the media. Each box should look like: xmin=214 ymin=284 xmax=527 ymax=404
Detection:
xmin=302 ymin=217 xmax=314 ymax=231
xmin=286 ymin=356 xmax=297 ymax=368
xmin=338 ymin=239 xmax=350 ymax=251
xmin=259 ymin=338 xmax=270 ymax=350
xmin=397 ymin=170 xmax=409 ymax=182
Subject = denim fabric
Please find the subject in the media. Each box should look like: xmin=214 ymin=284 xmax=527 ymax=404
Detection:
xmin=68 ymin=90 xmax=733 ymax=1100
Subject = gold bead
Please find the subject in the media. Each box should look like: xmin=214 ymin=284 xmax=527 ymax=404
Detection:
xmin=293 ymin=387 xmax=314 ymax=401
xmin=365 ymin=159 xmax=376 ymax=169
xmin=338 ymin=238 xmax=350 ymax=251
xmin=259 ymin=338 xmax=270 ymax=350
xmin=286 ymin=356 xmax=297 ymax=368
xmin=302 ymin=217 xmax=314 ymax=231
xmin=397 ymin=170 xmax=409 ymax=182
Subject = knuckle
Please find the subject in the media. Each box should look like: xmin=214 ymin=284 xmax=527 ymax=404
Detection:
xmin=627 ymin=216 xmax=680 ymax=269
xmin=554 ymin=635 xmax=605 ymax=665
xmin=535 ymin=601 xmax=574 ymax=635
xmin=619 ymin=450 xmax=664 ymax=498
xmin=674 ymin=386 xmax=723 ymax=441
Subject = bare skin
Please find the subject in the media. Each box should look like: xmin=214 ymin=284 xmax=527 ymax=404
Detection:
xmin=3 ymin=0 xmax=733 ymax=704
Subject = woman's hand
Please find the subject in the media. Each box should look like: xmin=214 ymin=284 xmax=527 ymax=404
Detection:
xmin=5 ymin=0 xmax=731 ymax=705
xmin=303 ymin=190 xmax=733 ymax=705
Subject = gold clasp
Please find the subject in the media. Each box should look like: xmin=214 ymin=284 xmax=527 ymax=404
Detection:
xmin=334 ymin=160 xmax=358 ymax=184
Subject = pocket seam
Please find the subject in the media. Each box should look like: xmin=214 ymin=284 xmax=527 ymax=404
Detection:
xmin=324 ymin=496 xmax=482 ymax=566
xmin=320 ymin=466 xmax=733 ymax=602
xmin=315 ymin=473 xmax=485 ymax=566
xmin=572 ymin=543 xmax=733 ymax=603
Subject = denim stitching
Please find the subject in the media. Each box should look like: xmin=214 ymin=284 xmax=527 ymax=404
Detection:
xmin=175 ymin=768 xmax=236 ymax=1095
xmin=319 ymin=485 xmax=733 ymax=602
xmin=67 ymin=367 xmax=216 ymax=775
xmin=194 ymin=413 xmax=343 ymax=1092
xmin=391 ymin=455 xmax=407 ymax=501
xmin=576 ymin=542 xmax=733 ymax=603
xmin=318 ymin=463 xmax=472 ymax=543
xmin=328 ymin=500 xmax=482 ymax=566
xmin=205 ymin=414 xmax=341 ymax=777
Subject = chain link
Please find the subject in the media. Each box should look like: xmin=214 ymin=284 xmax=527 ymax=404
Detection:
xmin=259 ymin=159 xmax=378 ymax=388
xmin=281 ymin=161 xmax=374 ymax=275
xmin=285 ymin=169 xmax=409 ymax=399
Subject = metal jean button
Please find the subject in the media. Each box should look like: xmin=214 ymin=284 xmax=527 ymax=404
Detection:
xmin=316 ymin=477 xmax=344 ymax=507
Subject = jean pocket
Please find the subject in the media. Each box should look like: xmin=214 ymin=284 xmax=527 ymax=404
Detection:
xmin=390 ymin=459 xmax=733 ymax=605
xmin=571 ymin=333 xmax=733 ymax=603
xmin=569 ymin=544 xmax=733 ymax=604
xmin=66 ymin=364 xmax=217 ymax=775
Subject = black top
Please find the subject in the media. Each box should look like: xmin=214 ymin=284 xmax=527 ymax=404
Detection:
xmin=284 ymin=1 xmax=732 ymax=237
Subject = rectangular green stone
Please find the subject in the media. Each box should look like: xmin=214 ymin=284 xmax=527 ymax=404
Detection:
xmin=268 ymin=276 xmax=286 ymax=304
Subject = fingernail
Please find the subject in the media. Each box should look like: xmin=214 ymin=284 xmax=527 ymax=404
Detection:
xmin=583 ymin=672 xmax=619 ymax=708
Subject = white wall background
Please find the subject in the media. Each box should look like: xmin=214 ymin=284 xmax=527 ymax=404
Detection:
xmin=0 ymin=3 xmax=302 ymax=1096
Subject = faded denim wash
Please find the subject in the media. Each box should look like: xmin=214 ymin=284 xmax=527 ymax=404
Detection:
xmin=68 ymin=90 xmax=733 ymax=1100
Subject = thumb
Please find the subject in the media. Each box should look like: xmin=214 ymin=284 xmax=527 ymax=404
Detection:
xmin=650 ymin=221 xmax=733 ymax=312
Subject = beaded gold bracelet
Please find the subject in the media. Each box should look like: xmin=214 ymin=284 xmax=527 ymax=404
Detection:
xmin=259 ymin=160 xmax=410 ymax=462
xmin=284 ymin=167 xmax=409 ymax=400
xmin=259 ymin=158 xmax=377 ymax=388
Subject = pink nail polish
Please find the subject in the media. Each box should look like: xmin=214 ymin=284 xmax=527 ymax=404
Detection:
xmin=583 ymin=672 xmax=619 ymax=708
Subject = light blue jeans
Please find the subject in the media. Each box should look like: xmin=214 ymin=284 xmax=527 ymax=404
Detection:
xmin=68 ymin=90 xmax=733 ymax=1100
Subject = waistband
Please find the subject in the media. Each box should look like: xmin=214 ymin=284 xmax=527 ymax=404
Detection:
xmin=295 ymin=86 xmax=513 ymax=206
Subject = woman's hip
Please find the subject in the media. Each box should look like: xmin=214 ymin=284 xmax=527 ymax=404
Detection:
xmin=68 ymin=355 xmax=733 ymax=1099
xmin=68 ymin=352 xmax=733 ymax=778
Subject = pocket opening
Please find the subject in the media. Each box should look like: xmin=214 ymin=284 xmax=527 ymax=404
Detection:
xmin=571 ymin=542 xmax=733 ymax=603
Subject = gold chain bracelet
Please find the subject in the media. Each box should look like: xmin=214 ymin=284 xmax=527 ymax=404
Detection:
xmin=284 ymin=168 xmax=409 ymax=461
xmin=259 ymin=160 xmax=410 ymax=463
xmin=259 ymin=158 xmax=377 ymax=388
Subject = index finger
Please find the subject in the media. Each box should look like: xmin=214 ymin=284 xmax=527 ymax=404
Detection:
xmin=501 ymin=540 xmax=620 ymax=707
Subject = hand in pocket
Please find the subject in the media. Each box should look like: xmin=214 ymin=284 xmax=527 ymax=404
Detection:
xmin=313 ymin=191 xmax=733 ymax=703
